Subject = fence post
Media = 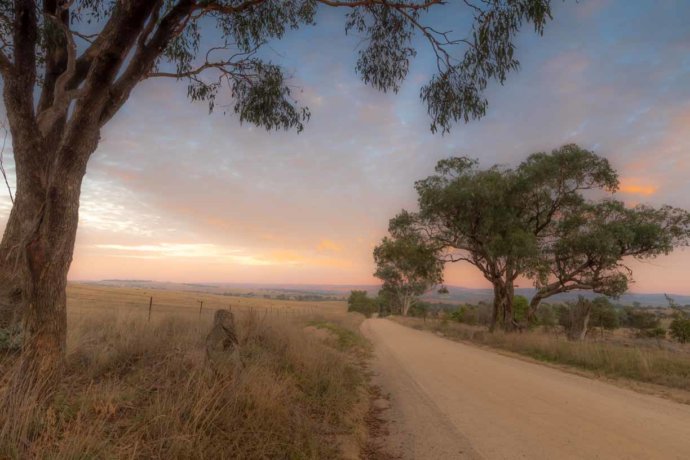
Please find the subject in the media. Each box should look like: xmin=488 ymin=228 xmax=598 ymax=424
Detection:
xmin=198 ymin=300 xmax=203 ymax=318
xmin=148 ymin=296 xmax=153 ymax=322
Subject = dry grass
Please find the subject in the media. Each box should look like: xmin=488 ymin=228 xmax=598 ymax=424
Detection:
xmin=0 ymin=285 xmax=369 ymax=459
xmin=392 ymin=317 xmax=690 ymax=392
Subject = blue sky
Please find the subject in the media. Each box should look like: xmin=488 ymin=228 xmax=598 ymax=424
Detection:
xmin=1 ymin=0 xmax=689 ymax=292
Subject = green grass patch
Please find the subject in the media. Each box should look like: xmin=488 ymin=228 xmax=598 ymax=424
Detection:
xmin=308 ymin=320 xmax=370 ymax=353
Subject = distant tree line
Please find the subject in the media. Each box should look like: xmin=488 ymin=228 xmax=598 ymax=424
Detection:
xmin=222 ymin=292 xmax=341 ymax=302
xmin=378 ymin=293 xmax=688 ymax=344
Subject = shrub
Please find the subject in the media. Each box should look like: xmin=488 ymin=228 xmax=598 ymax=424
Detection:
xmin=407 ymin=302 xmax=428 ymax=318
xmin=536 ymin=304 xmax=556 ymax=328
xmin=589 ymin=297 xmax=619 ymax=335
xmin=449 ymin=305 xmax=477 ymax=324
xmin=625 ymin=308 xmax=660 ymax=330
xmin=347 ymin=290 xmax=377 ymax=317
xmin=513 ymin=295 xmax=529 ymax=323
xmin=639 ymin=326 xmax=667 ymax=339
xmin=670 ymin=317 xmax=690 ymax=343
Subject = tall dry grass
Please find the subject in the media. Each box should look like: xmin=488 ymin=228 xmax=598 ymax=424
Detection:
xmin=392 ymin=316 xmax=690 ymax=391
xmin=0 ymin=305 xmax=368 ymax=459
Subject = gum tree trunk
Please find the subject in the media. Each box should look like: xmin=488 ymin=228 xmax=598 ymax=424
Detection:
xmin=526 ymin=292 xmax=544 ymax=325
xmin=566 ymin=298 xmax=592 ymax=341
xmin=1 ymin=123 xmax=92 ymax=411
xmin=0 ymin=212 xmax=23 ymax=329
xmin=490 ymin=281 xmax=511 ymax=332
xmin=401 ymin=294 xmax=412 ymax=316
xmin=489 ymin=278 xmax=517 ymax=332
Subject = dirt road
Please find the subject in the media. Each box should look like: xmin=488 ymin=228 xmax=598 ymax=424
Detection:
xmin=361 ymin=318 xmax=690 ymax=459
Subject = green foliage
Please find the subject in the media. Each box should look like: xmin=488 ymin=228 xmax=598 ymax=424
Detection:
xmin=667 ymin=295 xmax=690 ymax=343
xmin=420 ymin=0 xmax=553 ymax=132
xmin=536 ymin=303 xmax=556 ymax=327
xmin=449 ymin=305 xmax=478 ymax=325
xmin=375 ymin=287 xmax=397 ymax=317
xmin=513 ymin=295 xmax=529 ymax=323
xmin=669 ymin=317 xmax=690 ymax=344
xmin=346 ymin=290 xmax=377 ymax=318
xmin=640 ymin=327 xmax=667 ymax=339
xmin=373 ymin=228 xmax=444 ymax=315
xmin=308 ymin=321 xmax=369 ymax=352
xmin=621 ymin=307 xmax=667 ymax=339
xmin=345 ymin=5 xmax=416 ymax=93
xmin=3 ymin=0 xmax=562 ymax=137
xmin=407 ymin=302 xmax=428 ymax=318
xmin=624 ymin=308 xmax=660 ymax=332
xmin=589 ymin=297 xmax=619 ymax=331
xmin=556 ymin=304 xmax=571 ymax=330
xmin=543 ymin=200 xmax=690 ymax=298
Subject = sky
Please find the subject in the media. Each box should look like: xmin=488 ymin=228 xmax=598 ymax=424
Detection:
xmin=1 ymin=0 xmax=690 ymax=293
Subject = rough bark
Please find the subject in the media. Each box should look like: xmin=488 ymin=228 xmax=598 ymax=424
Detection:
xmin=402 ymin=295 xmax=412 ymax=316
xmin=526 ymin=293 xmax=544 ymax=325
xmin=566 ymin=298 xmax=592 ymax=341
xmin=490 ymin=281 xmax=515 ymax=332
xmin=0 ymin=212 xmax=22 ymax=329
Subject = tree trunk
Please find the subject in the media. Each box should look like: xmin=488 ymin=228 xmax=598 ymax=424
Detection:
xmin=402 ymin=295 xmax=412 ymax=316
xmin=526 ymin=293 xmax=543 ymax=325
xmin=489 ymin=283 xmax=502 ymax=332
xmin=490 ymin=281 xmax=515 ymax=332
xmin=1 ymin=146 xmax=57 ymax=331
xmin=1 ymin=136 xmax=89 ymax=430
xmin=504 ymin=281 xmax=516 ymax=332
xmin=0 ymin=210 xmax=23 ymax=330
xmin=566 ymin=298 xmax=592 ymax=341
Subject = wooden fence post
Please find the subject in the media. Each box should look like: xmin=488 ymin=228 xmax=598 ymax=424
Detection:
xmin=148 ymin=296 xmax=153 ymax=322
xmin=198 ymin=300 xmax=204 ymax=318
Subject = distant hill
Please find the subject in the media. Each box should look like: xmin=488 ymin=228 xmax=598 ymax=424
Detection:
xmin=80 ymin=279 xmax=690 ymax=307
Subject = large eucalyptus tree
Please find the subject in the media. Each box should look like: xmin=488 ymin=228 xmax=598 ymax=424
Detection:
xmin=391 ymin=145 xmax=690 ymax=331
xmin=0 ymin=0 xmax=555 ymax=389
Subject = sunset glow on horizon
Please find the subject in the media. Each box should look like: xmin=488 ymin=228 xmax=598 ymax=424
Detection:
xmin=2 ymin=1 xmax=690 ymax=294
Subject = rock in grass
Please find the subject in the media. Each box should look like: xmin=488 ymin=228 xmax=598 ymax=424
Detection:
xmin=206 ymin=309 xmax=240 ymax=376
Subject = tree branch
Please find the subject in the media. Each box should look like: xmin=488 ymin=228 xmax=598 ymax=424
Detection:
xmin=37 ymin=12 xmax=82 ymax=137
xmin=99 ymin=1 xmax=197 ymax=126
xmin=316 ymin=0 xmax=445 ymax=10
xmin=0 ymin=121 xmax=13 ymax=204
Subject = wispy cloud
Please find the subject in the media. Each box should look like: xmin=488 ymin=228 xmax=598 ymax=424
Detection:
xmin=94 ymin=243 xmax=274 ymax=265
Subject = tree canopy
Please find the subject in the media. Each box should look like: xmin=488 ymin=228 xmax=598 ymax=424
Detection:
xmin=373 ymin=230 xmax=443 ymax=316
xmin=0 ymin=0 xmax=556 ymax=138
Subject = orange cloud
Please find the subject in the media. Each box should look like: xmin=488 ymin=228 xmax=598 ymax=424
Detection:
xmin=618 ymin=178 xmax=658 ymax=197
xmin=317 ymin=238 xmax=343 ymax=253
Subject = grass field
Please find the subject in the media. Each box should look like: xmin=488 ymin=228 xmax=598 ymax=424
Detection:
xmin=391 ymin=316 xmax=690 ymax=395
xmin=0 ymin=284 xmax=370 ymax=459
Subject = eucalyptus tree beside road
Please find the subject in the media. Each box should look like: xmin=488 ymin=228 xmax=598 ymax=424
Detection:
xmin=388 ymin=145 xmax=690 ymax=331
